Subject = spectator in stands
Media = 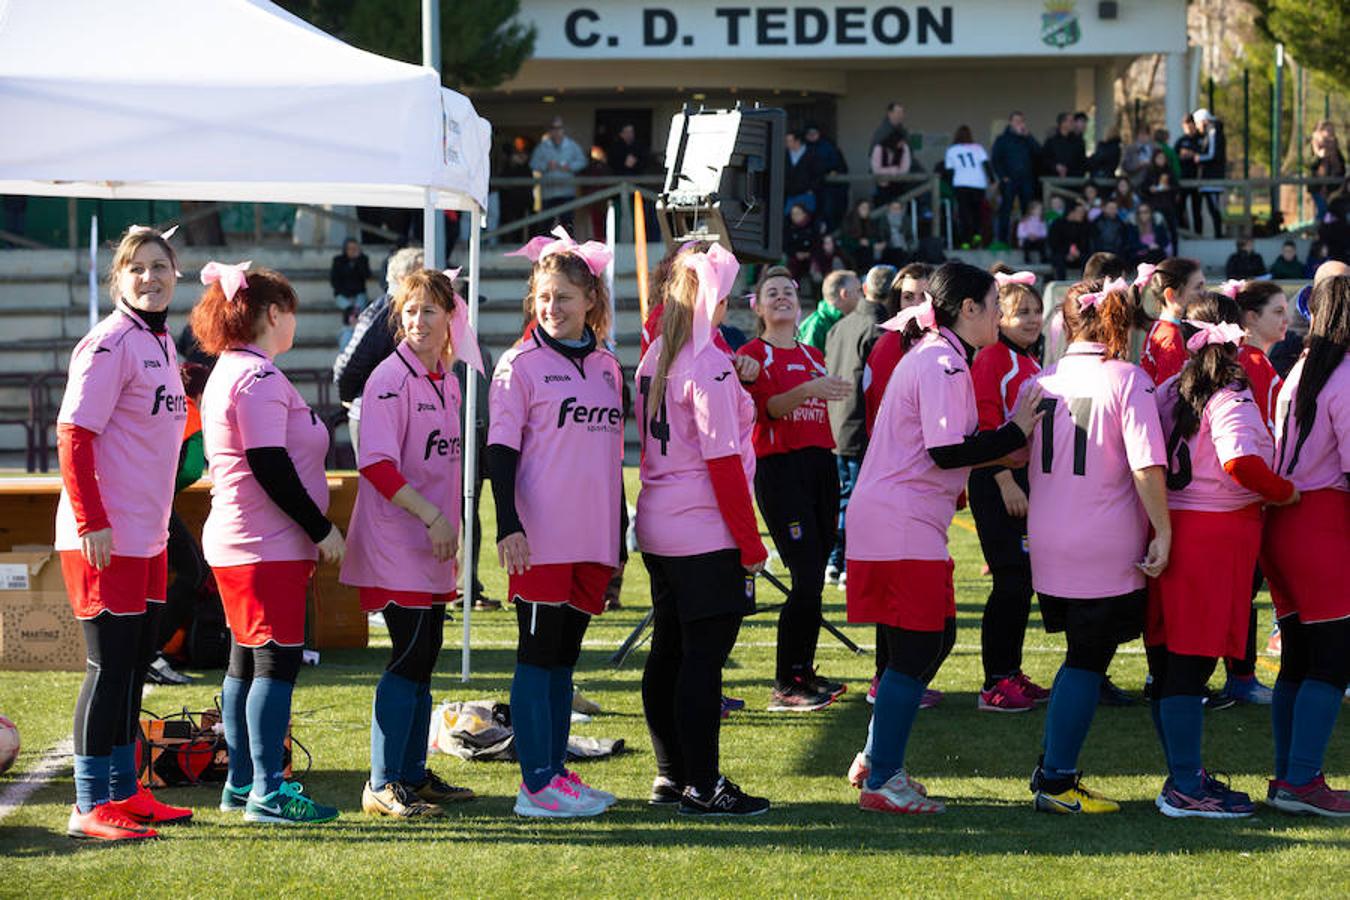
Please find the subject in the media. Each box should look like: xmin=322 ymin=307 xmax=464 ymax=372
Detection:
xmin=870 ymin=101 xmax=908 ymax=151
xmin=945 ymin=124 xmax=994 ymax=248
xmin=1087 ymin=127 xmax=1123 ymax=181
xmin=1144 ymin=149 xmax=1181 ymax=243
xmin=1045 ymin=194 xmax=1067 ymax=225
xmin=1043 ymin=112 xmax=1087 ymax=179
xmin=1309 ymin=120 xmax=1346 ymax=223
xmin=1121 ymin=123 xmax=1154 ymax=189
xmin=785 ymin=203 xmax=823 ymax=290
xmin=1305 ymin=240 xmax=1331 ymax=278
xmin=1092 ymin=199 xmax=1128 ymax=256
xmin=870 ymin=129 xmax=911 ymax=205
xmin=1131 ymin=202 xmax=1170 ymax=263
xmin=1225 ymin=237 xmax=1268 ymax=279
xmin=499 ymin=137 xmax=535 ymax=246
xmin=785 ymin=129 xmax=823 ymax=216
xmin=879 ymin=199 xmax=910 ymax=266
xmin=805 ymin=124 xmax=849 ymax=230
xmin=1153 ymin=128 xmax=1181 ymax=177
xmin=608 ymin=123 xmax=647 ymax=179
xmin=1017 ymin=200 xmax=1048 ymax=262
xmin=330 ymin=238 xmax=371 ymax=317
xmin=1082 ymin=182 xmax=1103 ymax=217
xmin=799 ymin=269 xmax=861 ymax=350
xmin=992 ymin=111 xmax=1041 ymax=245
xmin=1192 ymin=108 xmax=1227 ymax=237
xmin=839 ymin=199 xmax=885 ymax=272
xmin=1112 ymin=176 xmax=1140 ymax=220
xmin=1174 ymin=114 xmax=1201 ymax=232
xmin=1048 ymin=201 xmax=1091 ymax=280
xmin=577 ymin=144 xmax=612 ymax=242
xmin=529 ymin=116 xmax=587 ymax=230
xmin=1269 ymin=240 xmax=1305 ymax=280
xmin=813 ymin=234 xmax=850 ymax=283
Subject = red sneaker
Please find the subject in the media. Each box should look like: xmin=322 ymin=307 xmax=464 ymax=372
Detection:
xmin=67 ymin=803 xmax=159 ymax=842
xmin=978 ymin=677 xmax=1035 ymax=713
xmin=1268 ymin=775 xmax=1350 ymax=817
xmin=112 ymin=783 xmax=194 ymax=825
xmin=866 ymin=676 xmax=878 ymax=705
xmin=1013 ymin=671 xmax=1051 ymax=704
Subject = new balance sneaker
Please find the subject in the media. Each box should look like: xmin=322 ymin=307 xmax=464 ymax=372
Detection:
xmin=808 ymin=669 xmax=847 ymax=698
xmin=563 ymin=769 xmax=616 ymax=808
xmin=1033 ymin=773 xmax=1120 ymax=814
xmin=920 ymin=687 xmax=944 ymax=709
xmin=409 ymin=771 xmax=475 ymax=804
xmin=362 ymin=781 xmax=443 ymax=819
xmin=859 ymin=770 xmax=943 ymax=814
xmin=1157 ymin=774 xmax=1255 ymax=819
xmin=678 ymin=776 xmax=770 ymax=817
xmin=244 ymin=782 xmax=340 ymax=825
xmin=147 ymin=654 xmax=195 ymax=686
xmin=219 ymin=782 xmax=250 ymax=812
xmin=825 ymin=564 xmax=841 ymax=586
xmin=1097 ymin=677 xmax=1135 ymax=707
xmin=768 ymin=677 xmax=836 ymax=712
xmin=866 ymin=676 xmax=878 ymax=705
xmin=1013 ymin=671 xmax=1051 ymax=704
xmin=1221 ymin=675 xmax=1275 ymax=706
xmin=1267 ymin=775 xmax=1350 ymax=817
xmin=67 ymin=803 xmax=158 ymax=842
xmin=978 ymin=677 xmax=1035 ymax=713
xmin=649 ymin=776 xmax=684 ymax=806
xmin=848 ymin=752 xmax=870 ymax=789
xmin=111 ymin=783 xmax=193 ymax=824
xmin=514 ymin=775 xmax=608 ymax=818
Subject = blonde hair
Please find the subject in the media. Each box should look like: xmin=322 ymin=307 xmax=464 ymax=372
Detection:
xmin=390 ymin=269 xmax=460 ymax=358
xmin=647 ymin=257 xmax=702 ymax=432
xmin=108 ymin=227 xmax=178 ymax=303
xmin=522 ymin=253 xmax=612 ymax=343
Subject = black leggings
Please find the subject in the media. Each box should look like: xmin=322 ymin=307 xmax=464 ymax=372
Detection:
xmin=226 ymin=640 xmax=303 ymax=685
xmin=515 ymin=601 xmax=590 ymax=669
xmin=755 ymin=448 xmax=839 ymax=682
xmin=879 ymin=619 xmax=957 ymax=684
xmin=1276 ymin=615 xmax=1350 ymax=692
xmin=1146 ymin=646 xmax=1219 ymax=698
xmin=73 ymin=611 xmax=157 ymax=757
xmin=982 ymin=565 xmax=1034 ymax=686
xmin=384 ymin=604 xmax=446 ymax=683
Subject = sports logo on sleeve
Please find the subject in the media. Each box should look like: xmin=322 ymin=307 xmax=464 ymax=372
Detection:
xmin=714 ymin=371 xmax=732 ymax=382
xmin=378 ymin=391 xmax=399 ymax=400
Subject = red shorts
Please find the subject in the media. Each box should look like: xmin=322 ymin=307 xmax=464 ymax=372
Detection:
xmin=1145 ymin=506 xmax=1260 ymax=658
xmin=213 ymin=560 xmax=315 ymax=647
xmin=358 ymin=587 xmax=456 ymax=613
xmin=845 ymin=558 xmax=955 ymax=633
xmin=60 ymin=549 xmax=167 ymax=620
xmin=509 ymin=562 xmax=614 ymax=616
xmin=1261 ymin=489 xmax=1350 ymax=624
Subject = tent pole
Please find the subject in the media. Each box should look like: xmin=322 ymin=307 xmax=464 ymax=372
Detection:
xmin=422 ymin=0 xmax=443 ymax=267
xmin=461 ymin=206 xmax=482 ymax=683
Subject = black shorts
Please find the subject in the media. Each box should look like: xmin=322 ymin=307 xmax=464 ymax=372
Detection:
xmin=1039 ymin=589 xmax=1147 ymax=646
xmin=643 ymin=549 xmax=755 ymax=623
xmin=967 ymin=466 xmax=1030 ymax=572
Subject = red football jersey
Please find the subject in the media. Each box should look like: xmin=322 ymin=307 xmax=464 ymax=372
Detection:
xmin=1142 ymin=319 xmax=1188 ymax=385
xmin=1236 ymin=344 xmax=1281 ymax=435
xmin=971 ymin=337 xmax=1041 ymax=432
xmin=737 ymin=338 xmax=835 ymax=457
xmin=862 ymin=329 xmax=906 ymax=436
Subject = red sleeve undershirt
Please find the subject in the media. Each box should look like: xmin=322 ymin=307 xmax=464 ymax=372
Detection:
xmin=360 ymin=459 xmax=407 ymax=501
xmin=705 ymin=455 xmax=768 ymax=567
xmin=57 ymin=423 xmax=110 ymax=535
xmin=1223 ymin=455 xmax=1295 ymax=504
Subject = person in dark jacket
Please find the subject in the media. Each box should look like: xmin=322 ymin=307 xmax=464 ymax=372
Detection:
xmin=1174 ymin=115 xmax=1202 ymax=232
xmin=1090 ymin=199 xmax=1129 ymax=256
xmin=1269 ymin=240 xmax=1306 ymax=280
xmin=1192 ymin=109 xmax=1226 ymax=237
xmin=1087 ymin=128 xmax=1123 ymax=181
xmin=1043 ymin=113 xmax=1087 ymax=179
xmin=330 ymin=239 xmax=372 ymax=315
xmin=822 ymin=264 xmax=894 ymax=582
xmin=1048 ymin=202 xmax=1091 ymax=280
xmin=806 ymin=124 xmax=849 ymax=231
xmin=1225 ymin=238 xmax=1268 ymax=279
xmin=785 ymin=129 xmax=824 ymax=215
xmin=992 ymin=111 xmax=1041 ymax=244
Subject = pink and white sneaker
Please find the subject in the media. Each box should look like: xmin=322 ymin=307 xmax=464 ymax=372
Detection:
xmin=1013 ymin=671 xmax=1051 ymax=704
xmin=978 ymin=677 xmax=1035 ymax=713
xmin=860 ymin=770 xmax=942 ymax=814
xmin=920 ymin=688 xmax=944 ymax=709
xmin=563 ymin=769 xmax=616 ymax=808
xmin=866 ymin=676 xmax=878 ymax=705
xmin=513 ymin=775 xmax=608 ymax=818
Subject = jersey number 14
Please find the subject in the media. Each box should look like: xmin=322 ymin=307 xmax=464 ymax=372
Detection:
xmin=638 ymin=375 xmax=671 ymax=456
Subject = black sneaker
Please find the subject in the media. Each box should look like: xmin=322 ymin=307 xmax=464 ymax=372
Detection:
xmin=1097 ymin=677 xmax=1135 ymax=707
xmin=678 ymin=777 xmax=770 ymax=817
xmin=807 ymin=669 xmax=847 ymax=698
xmin=649 ymin=776 xmax=683 ymax=806
xmin=768 ymin=677 xmax=835 ymax=712
xmin=1204 ymin=689 xmax=1238 ymax=711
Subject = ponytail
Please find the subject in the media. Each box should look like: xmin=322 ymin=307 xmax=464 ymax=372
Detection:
xmin=1062 ymin=278 xmax=1134 ymax=360
xmin=1171 ymin=292 xmax=1247 ymax=441
xmin=1292 ymin=276 xmax=1350 ymax=459
xmin=646 ymin=260 xmax=700 ymax=434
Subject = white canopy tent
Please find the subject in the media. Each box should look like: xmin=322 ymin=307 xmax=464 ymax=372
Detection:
xmin=0 ymin=0 xmax=493 ymax=678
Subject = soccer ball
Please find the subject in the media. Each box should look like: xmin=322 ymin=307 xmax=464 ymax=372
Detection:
xmin=0 ymin=715 xmax=19 ymax=775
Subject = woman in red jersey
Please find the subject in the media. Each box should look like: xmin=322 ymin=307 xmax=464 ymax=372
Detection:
xmin=1139 ymin=257 xmax=1206 ymax=383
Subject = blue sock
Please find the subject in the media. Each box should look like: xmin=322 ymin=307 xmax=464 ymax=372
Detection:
xmin=1042 ymin=667 xmax=1102 ymax=779
xmin=1271 ymin=679 xmax=1298 ymax=782
xmin=108 ymin=742 xmax=138 ymax=802
xmin=511 ymin=663 xmax=553 ymax=793
xmin=1041 ymin=666 xmax=1069 ymax=755
xmin=1149 ymin=698 xmax=1170 ymax=769
xmin=549 ymin=667 xmax=574 ymax=777
xmin=370 ymin=671 xmax=419 ymax=790
xmin=1285 ymin=679 xmax=1344 ymax=787
xmin=221 ymin=675 xmax=253 ymax=790
xmin=864 ymin=669 xmax=925 ymax=790
xmin=245 ymin=677 xmax=293 ymax=797
xmin=1159 ymin=695 xmax=1205 ymax=793
xmin=400 ymin=683 xmax=434 ymax=786
xmin=73 ymin=754 xmax=111 ymax=813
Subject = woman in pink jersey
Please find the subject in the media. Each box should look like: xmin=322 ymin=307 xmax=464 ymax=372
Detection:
xmin=56 ymin=226 xmax=193 ymax=842
xmin=1262 ymin=275 xmax=1350 ymax=817
xmin=846 ymin=262 xmax=1042 ymax=815
xmin=736 ymin=266 xmax=852 ymax=712
xmin=191 ymin=264 xmax=344 ymax=826
xmin=1138 ymin=257 xmax=1206 ymax=383
xmin=491 ymin=230 xmax=623 ymax=818
xmin=636 ymin=242 xmax=772 ymax=817
xmin=340 ymin=269 xmax=480 ymax=819
xmin=1026 ymin=278 xmax=1170 ymax=815
xmin=1145 ymin=295 xmax=1298 ymax=818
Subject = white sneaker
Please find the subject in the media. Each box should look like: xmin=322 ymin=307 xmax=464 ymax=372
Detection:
xmin=513 ymin=775 xmax=608 ymax=818
xmin=837 ymin=570 xmax=847 ymax=589
xmin=562 ymin=769 xmax=617 ymax=808
xmin=825 ymin=564 xmax=840 ymax=585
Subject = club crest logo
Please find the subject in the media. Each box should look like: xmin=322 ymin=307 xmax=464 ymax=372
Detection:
xmin=744 ymin=577 xmax=755 ymax=600
xmin=789 ymin=521 xmax=803 ymax=541
xmin=603 ymin=369 xmax=616 ymax=392
xmin=1041 ymin=0 xmax=1081 ymax=49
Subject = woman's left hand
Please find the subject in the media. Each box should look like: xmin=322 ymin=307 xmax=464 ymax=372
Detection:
xmin=734 ymin=355 xmax=761 ymax=383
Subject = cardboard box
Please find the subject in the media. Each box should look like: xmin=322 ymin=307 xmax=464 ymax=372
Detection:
xmin=0 ymin=549 xmax=86 ymax=671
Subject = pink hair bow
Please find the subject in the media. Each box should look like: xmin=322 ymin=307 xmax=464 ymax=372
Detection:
xmin=200 ymin=260 xmax=251 ymax=302
xmin=1078 ymin=276 xmax=1129 ymax=310
xmin=1184 ymin=319 xmax=1245 ymax=353
xmin=129 ymin=223 xmax=179 ymax=241
xmin=1218 ymin=279 xmax=1246 ymax=299
xmin=441 ymin=268 xmax=484 ymax=376
xmin=742 ymin=291 xmax=759 ymax=309
xmin=682 ymin=243 xmax=740 ymax=356
xmin=994 ymin=271 xmax=1037 ymax=287
xmin=1133 ymin=262 xmax=1158 ymax=287
xmin=506 ymin=225 xmax=612 ymax=279
xmin=883 ymin=293 xmax=937 ymax=332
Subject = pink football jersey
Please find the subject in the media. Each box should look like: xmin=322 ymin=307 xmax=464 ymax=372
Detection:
xmin=635 ymin=337 xmax=756 ymax=557
xmin=341 ymin=343 xmax=463 ymax=593
xmin=55 ymin=307 xmax=185 ymax=558
xmin=1272 ymin=352 xmax=1350 ymax=493
xmin=846 ymin=327 xmax=978 ymax=562
xmin=1156 ymin=377 xmax=1271 ymax=511
xmin=1026 ymin=342 xmax=1167 ymax=598
xmin=201 ymin=346 xmax=331 ymax=566
xmin=488 ymin=331 xmax=623 ymax=567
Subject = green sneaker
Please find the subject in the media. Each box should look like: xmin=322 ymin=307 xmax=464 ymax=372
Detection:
xmin=219 ymin=782 xmax=251 ymax=812
xmin=244 ymin=782 xmax=339 ymax=825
